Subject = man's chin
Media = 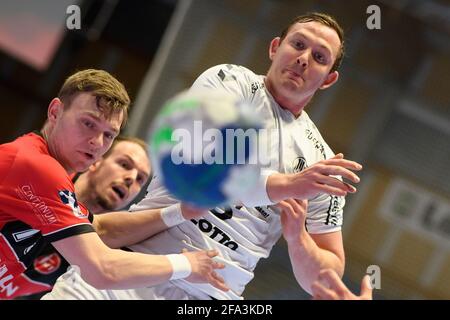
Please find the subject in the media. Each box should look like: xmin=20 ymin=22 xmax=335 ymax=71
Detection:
xmin=96 ymin=197 xmax=116 ymax=212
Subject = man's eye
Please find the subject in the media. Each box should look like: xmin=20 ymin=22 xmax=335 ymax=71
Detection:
xmin=294 ymin=41 xmax=305 ymax=49
xmin=105 ymin=133 xmax=114 ymax=140
xmin=314 ymin=53 xmax=326 ymax=64
xmin=83 ymin=120 xmax=94 ymax=128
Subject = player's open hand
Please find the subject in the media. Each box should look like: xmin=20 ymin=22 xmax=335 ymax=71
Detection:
xmin=182 ymin=249 xmax=229 ymax=292
xmin=311 ymin=268 xmax=373 ymax=300
xmin=288 ymin=153 xmax=362 ymax=199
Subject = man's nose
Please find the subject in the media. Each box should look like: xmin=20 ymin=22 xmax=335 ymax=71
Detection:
xmin=124 ymin=170 xmax=138 ymax=187
xmin=89 ymin=133 xmax=103 ymax=148
xmin=297 ymin=51 xmax=309 ymax=68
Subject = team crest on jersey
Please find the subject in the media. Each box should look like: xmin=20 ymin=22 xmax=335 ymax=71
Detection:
xmin=292 ymin=157 xmax=307 ymax=173
xmin=33 ymin=253 xmax=62 ymax=275
xmin=58 ymin=190 xmax=86 ymax=218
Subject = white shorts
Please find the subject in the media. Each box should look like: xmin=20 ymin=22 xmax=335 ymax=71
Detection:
xmin=41 ymin=267 xmax=211 ymax=300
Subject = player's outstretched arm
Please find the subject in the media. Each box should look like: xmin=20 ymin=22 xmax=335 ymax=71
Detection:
xmin=276 ymin=199 xmax=345 ymax=294
xmin=267 ymin=154 xmax=362 ymax=203
xmin=52 ymin=232 xmax=228 ymax=291
xmin=93 ymin=203 xmax=206 ymax=249
xmin=312 ymin=269 xmax=373 ymax=300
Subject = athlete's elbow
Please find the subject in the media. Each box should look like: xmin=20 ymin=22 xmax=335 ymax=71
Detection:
xmin=78 ymin=259 xmax=120 ymax=289
xmin=79 ymin=267 xmax=114 ymax=289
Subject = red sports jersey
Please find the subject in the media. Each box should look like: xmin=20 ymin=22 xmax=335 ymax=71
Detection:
xmin=0 ymin=132 xmax=94 ymax=299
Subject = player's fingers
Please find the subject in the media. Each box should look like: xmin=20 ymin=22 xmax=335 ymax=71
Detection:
xmin=206 ymin=249 xmax=219 ymax=258
xmin=210 ymin=271 xmax=229 ymax=291
xmin=313 ymin=183 xmax=348 ymax=197
xmin=322 ymin=158 xmax=363 ymax=172
xmin=318 ymin=269 xmax=348 ymax=296
xmin=316 ymin=175 xmax=357 ymax=193
xmin=212 ymin=261 xmax=226 ymax=270
xmin=293 ymin=199 xmax=308 ymax=209
xmin=360 ymin=275 xmax=373 ymax=300
xmin=311 ymin=281 xmax=339 ymax=300
xmin=278 ymin=200 xmax=295 ymax=216
xmin=283 ymin=198 xmax=303 ymax=217
xmin=330 ymin=153 xmax=344 ymax=160
xmin=318 ymin=165 xmax=361 ymax=184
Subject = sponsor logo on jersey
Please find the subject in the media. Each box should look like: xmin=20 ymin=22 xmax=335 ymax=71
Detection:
xmin=251 ymin=81 xmax=264 ymax=94
xmin=326 ymin=195 xmax=342 ymax=226
xmin=305 ymin=129 xmax=327 ymax=159
xmin=210 ymin=207 xmax=233 ymax=220
xmin=33 ymin=253 xmax=62 ymax=275
xmin=0 ymin=260 xmax=19 ymax=297
xmin=191 ymin=206 xmax=239 ymax=250
xmin=19 ymin=185 xmax=58 ymax=224
xmin=292 ymin=156 xmax=307 ymax=173
xmin=58 ymin=190 xmax=87 ymax=218
xmin=23 ymin=242 xmax=37 ymax=255
xmin=255 ymin=206 xmax=270 ymax=219
xmin=191 ymin=218 xmax=239 ymax=250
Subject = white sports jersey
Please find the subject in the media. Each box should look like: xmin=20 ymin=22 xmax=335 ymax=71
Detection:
xmin=127 ymin=64 xmax=345 ymax=299
xmin=44 ymin=64 xmax=345 ymax=301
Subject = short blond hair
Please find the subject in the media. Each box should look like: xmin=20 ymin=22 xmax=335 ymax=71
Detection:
xmin=103 ymin=135 xmax=148 ymax=159
xmin=58 ymin=69 xmax=130 ymax=129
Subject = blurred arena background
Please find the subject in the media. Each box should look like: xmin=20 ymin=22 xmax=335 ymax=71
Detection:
xmin=0 ymin=0 xmax=449 ymax=299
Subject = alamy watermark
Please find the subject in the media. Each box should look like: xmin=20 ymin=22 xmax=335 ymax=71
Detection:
xmin=367 ymin=265 xmax=381 ymax=289
xmin=66 ymin=5 xmax=81 ymax=30
xmin=366 ymin=5 xmax=381 ymax=30
xmin=169 ymin=121 xmax=278 ymax=167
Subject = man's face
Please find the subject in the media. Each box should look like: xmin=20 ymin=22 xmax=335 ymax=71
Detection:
xmin=266 ymin=21 xmax=341 ymax=109
xmin=50 ymin=93 xmax=123 ymax=173
xmin=87 ymin=140 xmax=151 ymax=211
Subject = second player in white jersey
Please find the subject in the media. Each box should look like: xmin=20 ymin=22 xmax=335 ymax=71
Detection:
xmin=126 ymin=64 xmax=344 ymax=299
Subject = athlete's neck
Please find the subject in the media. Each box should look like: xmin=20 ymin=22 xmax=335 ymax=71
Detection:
xmin=40 ymin=126 xmax=74 ymax=175
xmin=264 ymin=77 xmax=311 ymax=118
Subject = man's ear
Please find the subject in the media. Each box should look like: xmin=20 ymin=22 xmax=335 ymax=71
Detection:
xmin=320 ymin=71 xmax=339 ymax=90
xmin=47 ymin=98 xmax=64 ymax=124
xmin=269 ymin=37 xmax=281 ymax=61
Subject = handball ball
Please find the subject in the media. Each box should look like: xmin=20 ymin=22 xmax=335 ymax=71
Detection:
xmin=149 ymin=89 xmax=263 ymax=208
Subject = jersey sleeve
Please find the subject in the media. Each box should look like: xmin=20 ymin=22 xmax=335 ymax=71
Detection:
xmin=306 ymin=193 xmax=344 ymax=234
xmin=0 ymin=154 xmax=94 ymax=242
xmin=305 ymin=138 xmax=345 ymax=234
xmin=190 ymin=64 xmax=253 ymax=102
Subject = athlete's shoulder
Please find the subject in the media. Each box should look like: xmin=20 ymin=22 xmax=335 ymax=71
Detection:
xmin=192 ymin=64 xmax=262 ymax=101
xmin=196 ymin=64 xmax=260 ymax=85
xmin=5 ymin=133 xmax=71 ymax=189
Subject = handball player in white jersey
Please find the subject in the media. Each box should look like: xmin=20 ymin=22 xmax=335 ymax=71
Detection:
xmin=44 ymin=12 xmax=364 ymax=300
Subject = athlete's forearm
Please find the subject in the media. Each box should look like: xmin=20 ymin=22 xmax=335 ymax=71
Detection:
xmin=89 ymin=249 xmax=174 ymax=289
xmin=93 ymin=209 xmax=168 ymax=248
xmin=287 ymin=232 xmax=344 ymax=295
xmin=266 ymin=173 xmax=293 ymax=203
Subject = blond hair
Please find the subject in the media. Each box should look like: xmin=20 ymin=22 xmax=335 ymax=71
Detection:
xmin=58 ymin=69 xmax=130 ymax=129
xmin=103 ymin=135 xmax=148 ymax=159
